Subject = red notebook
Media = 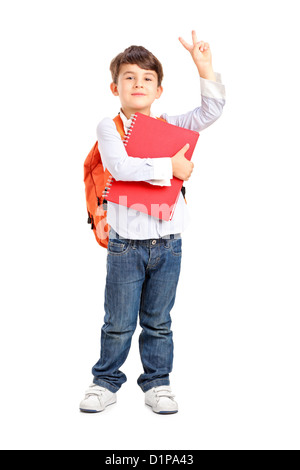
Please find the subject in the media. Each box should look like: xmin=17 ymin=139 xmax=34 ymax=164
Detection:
xmin=105 ymin=112 xmax=200 ymax=221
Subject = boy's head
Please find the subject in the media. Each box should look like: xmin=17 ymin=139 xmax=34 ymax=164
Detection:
xmin=110 ymin=46 xmax=164 ymax=118
xmin=110 ymin=45 xmax=164 ymax=87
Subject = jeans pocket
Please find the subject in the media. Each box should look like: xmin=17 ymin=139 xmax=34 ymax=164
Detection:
xmin=108 ymin=239 xmax=130 ymax=255
xmin=171 ymin=238 xmax=182 ymax=256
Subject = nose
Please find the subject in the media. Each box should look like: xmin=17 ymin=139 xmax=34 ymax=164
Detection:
xmin=135 ymin=80 xmax=143 ymax=88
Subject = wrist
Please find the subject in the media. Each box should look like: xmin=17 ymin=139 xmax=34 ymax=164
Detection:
xmin=196 ymin=64 xmax=216 ymax=81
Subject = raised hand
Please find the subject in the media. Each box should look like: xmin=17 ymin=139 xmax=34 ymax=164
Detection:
xmin=179 ymin=30 xmax=216 ymax=81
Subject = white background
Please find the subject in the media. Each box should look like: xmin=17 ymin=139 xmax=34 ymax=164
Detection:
xmin=0 ymin=0 xmax=299 ymax=450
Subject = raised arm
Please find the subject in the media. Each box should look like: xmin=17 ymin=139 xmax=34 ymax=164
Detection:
xmin=161 ymin=31 xmax=226 ymax=132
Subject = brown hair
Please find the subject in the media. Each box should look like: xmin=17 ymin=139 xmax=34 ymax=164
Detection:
xmin=110 ymin=46 xmax=164 ymax=87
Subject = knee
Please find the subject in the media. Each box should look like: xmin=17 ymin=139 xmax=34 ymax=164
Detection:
xmin=140 ymin=318 xmax=172 ymax=337
xmin=102 ymin=319 xmax=137 ymax=339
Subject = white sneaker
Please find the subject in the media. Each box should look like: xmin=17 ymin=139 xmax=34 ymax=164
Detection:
xmin=145 ymin=386 xmax=178 ymax=414
xmin=80 ymin=384 xmax=117 ymax=413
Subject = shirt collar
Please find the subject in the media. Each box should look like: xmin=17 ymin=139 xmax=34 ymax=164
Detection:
xmin=119 ymin=109 xmax=156 ymax=134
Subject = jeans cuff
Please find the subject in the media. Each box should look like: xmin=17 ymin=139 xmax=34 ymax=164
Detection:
xmin=139 ymin=378 xmax=171 ymax=393
xmin=93 ymin=378 xmax=120 ymax=393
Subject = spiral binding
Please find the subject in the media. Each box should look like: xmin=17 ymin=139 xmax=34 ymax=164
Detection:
xmin=122 ymin=113 xmax=137 ymax=147
xmin=102 ymin=113 xmax=138 ymax=203
xmin=102 ymin=174 xmax=114 ymax=202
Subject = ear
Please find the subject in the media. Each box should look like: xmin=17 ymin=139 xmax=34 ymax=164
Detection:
xmin=110 ymin=82 xmax=119 ymax=96
xmin=156 ymin=86 xmax=163 ymax=100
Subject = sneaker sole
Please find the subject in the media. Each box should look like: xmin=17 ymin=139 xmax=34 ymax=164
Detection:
xmin=146 ymin=404 xmax=178 ymax=414
xmin=80 ymin=401 xmax=116 ymax=414
xmin=80 ymin=409 xmax=101 ymax=413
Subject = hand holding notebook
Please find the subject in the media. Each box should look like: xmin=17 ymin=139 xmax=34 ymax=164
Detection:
xmin=171 ymin=143 xmax=194 ymax=181
xmin=105 ymin=112 xmax=200 ymax=221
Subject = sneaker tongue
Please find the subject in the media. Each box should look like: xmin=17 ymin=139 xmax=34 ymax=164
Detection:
xmin=155 ymin=386 xmax=171 ymax=392
xmin=88 ymin=385 xmax=107 ymax=393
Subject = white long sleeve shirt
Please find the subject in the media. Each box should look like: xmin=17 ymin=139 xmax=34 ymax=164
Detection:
xmin=97 ymin=73 xmax=226 ymax=239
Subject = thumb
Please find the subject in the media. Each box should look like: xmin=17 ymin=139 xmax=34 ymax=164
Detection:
xmin=182 ymin=143 xmax=190 ymax=154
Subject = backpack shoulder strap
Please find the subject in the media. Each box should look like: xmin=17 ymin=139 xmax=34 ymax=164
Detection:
xmin=113 ymin=114 xmax=125 ymax=139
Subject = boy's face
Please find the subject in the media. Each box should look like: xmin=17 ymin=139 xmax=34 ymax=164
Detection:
xmin=110 ymin=63 xmax=163 ymax=119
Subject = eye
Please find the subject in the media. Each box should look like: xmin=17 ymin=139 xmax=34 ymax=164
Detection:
xmin=126 ymin=76 xmax=134 ymax=80
xmin=145 ymin=78 xmax=152 ymax=81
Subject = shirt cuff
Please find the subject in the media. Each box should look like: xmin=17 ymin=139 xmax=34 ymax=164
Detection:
xmin=200 ymin=72 xmax=226 ymax=100
xmin=148 ymin=158 xmax=173 ymax=186
xmin=148 ymin=178 xmax=172 ymax=187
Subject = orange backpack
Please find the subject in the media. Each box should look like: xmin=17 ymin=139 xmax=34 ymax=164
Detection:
xmin=84 ymin=115 xmax=125 ymax=248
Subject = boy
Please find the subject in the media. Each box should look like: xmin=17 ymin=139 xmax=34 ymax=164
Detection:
xmin=80 ymin=31 xmax=226 ymax=414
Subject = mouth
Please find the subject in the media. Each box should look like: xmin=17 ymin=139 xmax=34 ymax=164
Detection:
xmin=131 ymin=93 xmax=146 ymax=96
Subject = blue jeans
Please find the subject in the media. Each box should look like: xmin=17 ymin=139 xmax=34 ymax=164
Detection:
xmin=92 ymin=229 xmax=182 ymax=393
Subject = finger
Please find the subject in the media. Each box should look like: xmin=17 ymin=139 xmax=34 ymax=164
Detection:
xmin=192 ymin=30 xmax=198 ymax=45
xmin=182 ymin=143 xmax=190 ymax=154
xmin=178 ymin=36 xmax=192 ymax=51
xmin=196 ymin=40 xmax=205 ymax=52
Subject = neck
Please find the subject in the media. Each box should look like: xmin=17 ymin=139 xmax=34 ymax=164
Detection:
xmin=121 ymin=107 xmax=151 ymax=120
